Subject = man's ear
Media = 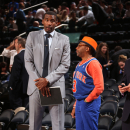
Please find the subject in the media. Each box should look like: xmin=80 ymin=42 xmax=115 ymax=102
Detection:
xmin=42 ymin=19 xmax=44 ymax=25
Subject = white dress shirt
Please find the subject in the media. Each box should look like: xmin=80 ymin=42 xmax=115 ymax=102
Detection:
xmin=1 ymin=49 xmax=17 ymax=66
xmin=43 ymin=29 xmax=55 ymax=50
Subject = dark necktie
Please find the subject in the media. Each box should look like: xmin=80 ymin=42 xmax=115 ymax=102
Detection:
xmin=42 ymin=33 xmax=50 ymax=78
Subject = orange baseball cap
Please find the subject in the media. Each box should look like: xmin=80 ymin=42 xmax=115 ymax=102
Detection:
xmin=79 ymin=36 xmax=98 ymax=52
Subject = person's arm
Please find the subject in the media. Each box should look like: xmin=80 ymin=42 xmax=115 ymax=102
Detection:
xmin=45 ymin=36 xmax=70 ymax=85
xmin=1 ymin=42 xmax=15 ymax=58
xmin=85 ymin=60 xmax=104 ymax=102
xmin=24 ymin=32 xmax=41 ymax=81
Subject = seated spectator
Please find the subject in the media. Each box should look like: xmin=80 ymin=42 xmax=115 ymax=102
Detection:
xmin=110 ymin=46 xmax=130 ymax=80
xmin=77 ymin=0 xmax=88 ymax=10
xmin=26 ymin=21 xmax=42 ymax=35
xmin=61 ymin=10 xmax=69 ymax=23
xmin=87 ymin=0 xmax=108 ymax=25
xmin=26 ymin=10 xmax=33 ymax=27
xmin=118 ymin=55 xmax=127 ymax=80
xmin=8 ymin=17 xmax=18 ymax=32
xmin=96 ymin=42 xmax=112 ymax=82
xmin=78 ymin=10 xmax=84 ymax=18
xmin=69 ymin=11 xmax=78 ymax=32
xmin=123 ymin=1 xmax=130 ymax=18
xmin=70 ymin=2 xmax=77 ymax=13
xmin=8 ymin=0 xmax=19 ymax=18
xmin=116 ymin=2 xmax=126 ymax=18
xmin=35 ymin=4 xmax=47 ymax=25
xmin=1 ymin=41 xmax=17 ymax=71
xmin=16 ymin=2 xmax=26 ymax=34
xmin=61 ymin=2 xmax=69 ymax=15
xmin=0 ymin=62 xmax=9 ymax=81
xmin=99 ymin=0 xmax=108 ymax=12
xmin=0 ymin=13 xmax=4 ymax=31
xmin=107 ymin=5 xmax=114 ymax=19
xmin=3 ymin=15 xmax=9 ymax=26
xmin=30 ymin=10 xmax=37 ymax=26
xmin=77 ymin=6 xmax=95 ymax=30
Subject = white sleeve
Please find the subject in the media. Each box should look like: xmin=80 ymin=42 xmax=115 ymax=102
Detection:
xmin=1 ymin=48 xmax=11 ymax=58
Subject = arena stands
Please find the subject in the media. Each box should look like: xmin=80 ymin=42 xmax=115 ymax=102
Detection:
xmin=0 ymin=0 xmax=130 ymax=129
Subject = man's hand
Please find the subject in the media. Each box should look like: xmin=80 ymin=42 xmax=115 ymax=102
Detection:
xmin=34 ymin=78 xmax=48 ymax=90
xmin=118 ymin=83 xmax=130 ymax=94
xmin=7 ymin=40 xmax=15 ymax=50
xmin=71 ymin=107 xmax=75 ymax=118
xmin=41 ymin=86 xmax=51 ymax=97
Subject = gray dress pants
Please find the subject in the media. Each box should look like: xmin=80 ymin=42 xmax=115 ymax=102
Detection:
xmin=29 ymin=89 xmax=64 ymax=130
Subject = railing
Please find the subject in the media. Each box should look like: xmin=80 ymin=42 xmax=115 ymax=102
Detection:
xmin=19 ymin=24 xmax=68 ymax=37
xmin=13 ymin=1 xmax=48 ymax=15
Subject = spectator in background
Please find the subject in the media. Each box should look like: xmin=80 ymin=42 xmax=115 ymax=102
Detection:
xmin=30 ymin=10 xmax=37 ymax=26
xmin=99 ymin=0 xmax=108 ymax=12
xmin=61 ymin=10 xmax=69 ymax=23
xmin=8 ymin=17 xmax=18 ymax=32
xmin=69 ymin=11 xmax=78 ymax=32
xmin=35 ymin=4 xmax=47 ymax=25
xmin=0 ymin=13 xmax=4 ymax=31
xmin=16 ymin=2 xmax=26 ymax=34
xmin=3 ymin=15 xmax=9 ymax=26
xmin=61 ymin=2 xmax=70 ymax=14
xmin=26 ymin=21 xmax=41 ymax=35
xmin=1 ymin=41 xmax=17 ymax=71
xmin=118 ymin=55 xmax=127 ymax=81
xmin=123 ymin=1 xmax=130 ymax=18
xmin=87 ymin=0 xmax=108 ymax=25
xmin=107 ymin=5 xmax=114 ymax=19
xmin=26 ymin=10 xmax=33 ymax=27
xmin=70 ymin=2 xmax=77 ymax=13
xmin=8 ymin=0 xmax=19 ymax=18
xmin=116 ymin=3 xmax=126 ymax=18
xmin=77 ymin=6 xmax=95 ymax=31
xmin=118 ymin=58 xmax=130 ymax=130
xmin=9 ymin=36 xmax=29 ymax=110
xmin=110 ymin=46 xmax=130 ymax=81
xmin=0 ymin=62 xmax=9 ymax=81
xmin=78 ymin=10 xmax=84 ymax=18
xmin=96 ymin=42 xmax=112 ymax=82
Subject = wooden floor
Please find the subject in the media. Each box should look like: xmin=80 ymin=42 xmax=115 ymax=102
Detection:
xmin=17 ymin=124 xmax=76 ymax=130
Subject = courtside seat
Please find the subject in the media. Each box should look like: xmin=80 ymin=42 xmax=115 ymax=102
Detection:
xmin=0 ymin=109 xmax=14 ymax=123
xmin=66 ymin=100 xmax=75 ymax=113
xmin=98 ymin=115 xmax=113 ymax=130
xmin=105 ymin=79 xmax=116 ymax=86
xmin=100 ymin=101 xmax=118 ymax=120
xmin=42 ymin=114 xmax=52 ymax=127
xmin=11 ymin=110 xmax=29 ymax=124
xmin=64 ymin=113 xmax=75 ymax=128
xmin=111 ymin=118 xmax=122 ymax=130
xmin=100 ymin=89 xmax=114 ymax=99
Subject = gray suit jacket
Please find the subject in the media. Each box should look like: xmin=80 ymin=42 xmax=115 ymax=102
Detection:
xmin=24 ymin=30 xmax=70 ymax=98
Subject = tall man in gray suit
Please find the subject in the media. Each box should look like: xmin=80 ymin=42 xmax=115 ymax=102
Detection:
xmin=24 ymin=11 xmax=70 ymax=130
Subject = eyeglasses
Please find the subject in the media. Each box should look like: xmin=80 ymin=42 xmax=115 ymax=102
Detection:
xmin=77 ymin=44 xmax=88 ymax=48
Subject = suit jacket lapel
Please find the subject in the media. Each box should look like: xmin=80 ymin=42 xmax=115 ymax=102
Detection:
xmin=39 ymin=30 xmax=44 ymax=66
xmin=49 ymin=31 xmax=59 ymax=65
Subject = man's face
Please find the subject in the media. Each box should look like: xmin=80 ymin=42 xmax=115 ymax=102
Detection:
xmin=14 ymin=39 xmax=19 ymax=52
xmin=76 ymin=42 xmax=88 ymax=57
xmin=42 ymin=14 xmax=57 ymax=33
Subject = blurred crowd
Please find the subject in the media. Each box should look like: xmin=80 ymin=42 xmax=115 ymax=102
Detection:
xmin=0 ymin=0 xmax=130 ymax=35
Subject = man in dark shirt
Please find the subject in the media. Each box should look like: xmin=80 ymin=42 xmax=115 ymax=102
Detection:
xmin=9 ymin=36 xmax=29 ymax=110
xmin=87 ymin=0 xmax=108 ymax=25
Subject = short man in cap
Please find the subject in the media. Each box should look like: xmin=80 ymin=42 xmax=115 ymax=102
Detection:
xmin=71 ymin=36 xmax=104 ymax=130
